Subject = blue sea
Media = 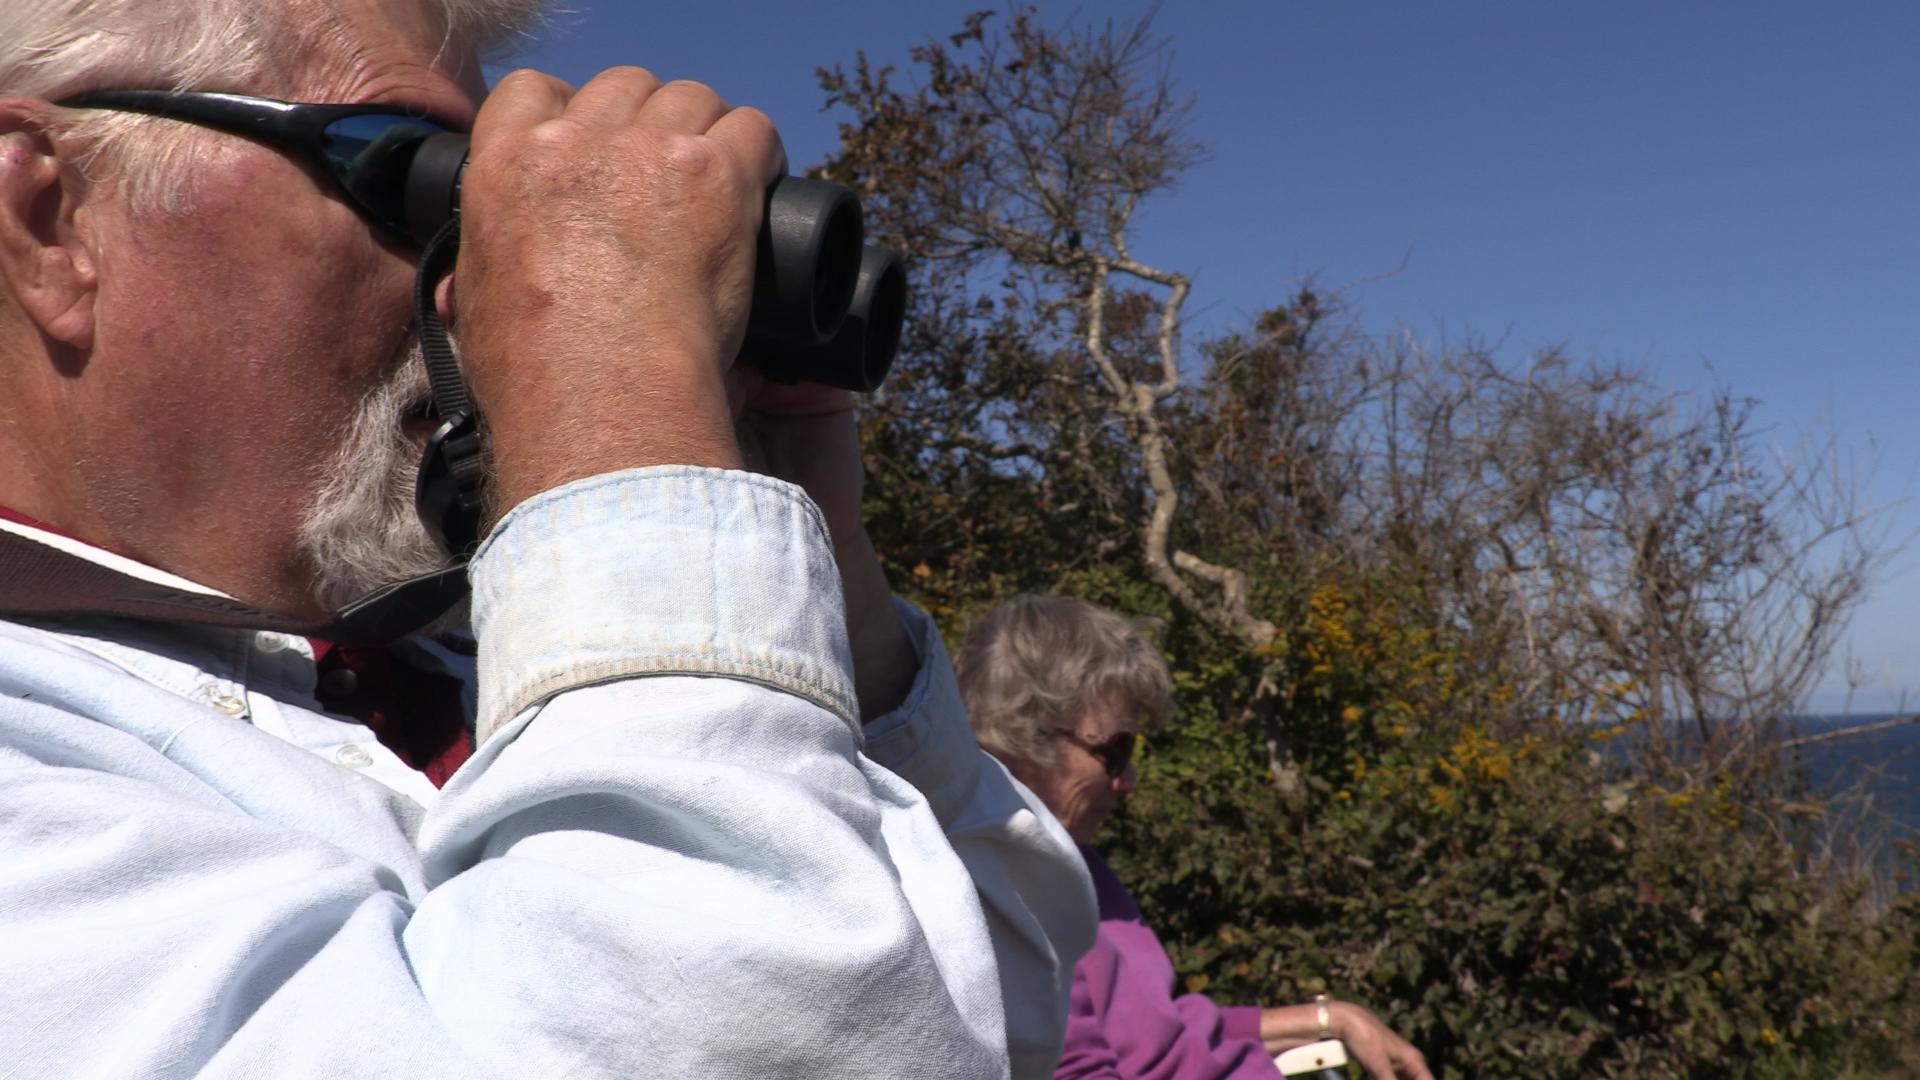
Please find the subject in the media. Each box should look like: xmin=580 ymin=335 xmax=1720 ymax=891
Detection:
xmin=1786 ymin=714 xmax=1920 ymax=840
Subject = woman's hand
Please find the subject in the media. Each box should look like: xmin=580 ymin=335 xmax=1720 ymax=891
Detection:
xmin=1258 ymin=999 xmax=1431 ymax=1080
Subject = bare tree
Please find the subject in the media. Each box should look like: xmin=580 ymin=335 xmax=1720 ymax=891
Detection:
xmin=818 ymin=8 xmax=1275 ymax=647
xmin=1185 ymin=320 xmax=1890 ymax=778
xmin=1387 ymin=348 xmax=1881 ymax=773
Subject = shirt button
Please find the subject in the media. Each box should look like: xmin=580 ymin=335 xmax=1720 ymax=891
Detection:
xmin=253 ymin=632 xmax=291 ymax=654
xmin=334 ymin=744 xmax=374 ymax=769
xmin=319 ymin=668 xmax=359 ymax=697
xmin=209 ymin=693 xmax=248 ymax=717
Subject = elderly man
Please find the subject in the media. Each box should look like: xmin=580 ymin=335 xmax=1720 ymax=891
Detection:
xmin=0 ymin=1 xmax=1090 ymax=1077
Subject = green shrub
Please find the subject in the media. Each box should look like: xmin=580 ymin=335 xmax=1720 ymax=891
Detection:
xmin=1090 ymin=572 xmax=1920 ymax=1077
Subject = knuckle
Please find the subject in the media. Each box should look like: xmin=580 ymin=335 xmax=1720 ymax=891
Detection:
xmin=659 ymin=133 xmax=728 ymax=179
xmin=588 ymin=65 xmax=662 ymax=98
xmin=598 ymin=64 xmax=659 ymax=83
xmin=523 ymin=117 xmax=585 ymax=158
xmin=727 ymin=105 xmax=780 ymax=149
xmin=495 ymin=68 xmax=562 ymax=96
xmin=728 ymin=104 xmax=773 ymax=129
xmin=661 ymin=79 xmax=728 ymax=113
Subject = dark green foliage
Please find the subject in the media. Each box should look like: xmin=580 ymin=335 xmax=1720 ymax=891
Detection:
xmin=1110 ymin=708 xmax=1920 ymax=1076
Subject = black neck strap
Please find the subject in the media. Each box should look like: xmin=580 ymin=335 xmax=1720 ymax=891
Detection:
xmin=412 ymin=218 xmax=489 ymax=558
xmin=0 ymin=526 xmax=468 ymax=646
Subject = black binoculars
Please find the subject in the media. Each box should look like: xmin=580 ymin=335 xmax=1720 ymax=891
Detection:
xmin=402 ymin=133 xmax=906 ymax=393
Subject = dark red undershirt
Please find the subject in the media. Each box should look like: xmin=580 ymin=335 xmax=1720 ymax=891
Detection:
xmin=2 ymin=505 xmax=473 ymax=787
xmin=310 ymin=641 xmax=474 ymax=788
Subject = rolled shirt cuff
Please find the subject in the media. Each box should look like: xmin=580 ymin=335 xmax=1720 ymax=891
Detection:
xmin=468 ymin=467 xmax=858 ymax=742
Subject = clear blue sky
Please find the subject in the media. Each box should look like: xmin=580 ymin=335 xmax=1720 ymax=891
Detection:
xmin=506 ymin=2 xmax=1920 ymax=714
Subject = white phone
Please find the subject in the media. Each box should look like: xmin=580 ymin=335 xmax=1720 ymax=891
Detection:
xmin=1275 ymin=1038 xmax=1349 ymax=1078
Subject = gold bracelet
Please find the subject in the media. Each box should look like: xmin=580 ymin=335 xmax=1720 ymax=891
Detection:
xmin=1314 ymin=993 xmax=1333 ymax=1040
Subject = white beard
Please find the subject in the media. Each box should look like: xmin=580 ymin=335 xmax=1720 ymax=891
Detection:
xmin=297 ymin=344 xmax=455 ymax=612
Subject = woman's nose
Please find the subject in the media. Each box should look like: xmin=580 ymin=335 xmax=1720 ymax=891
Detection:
xmin=1114 ymin=763 xmax=1137 ymax=795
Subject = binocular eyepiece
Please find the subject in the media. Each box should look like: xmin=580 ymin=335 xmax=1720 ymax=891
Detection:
xmin=402 ymin=132 xmax=904 ymax=393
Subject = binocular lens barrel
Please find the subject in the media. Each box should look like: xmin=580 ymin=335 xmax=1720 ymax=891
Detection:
xmin=740 ymin=245 xmax=906 ymax=393
xmin=400 ymin=133 xmax=902 ymax=390
xmin=754 ymin=178 xmax=862 ymax=347
xmin=840 ymin=246 xmax=907 ymax=392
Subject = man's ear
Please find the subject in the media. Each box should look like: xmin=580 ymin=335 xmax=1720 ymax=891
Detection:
xmin=0 ymin=99 xmax=98 ymax=351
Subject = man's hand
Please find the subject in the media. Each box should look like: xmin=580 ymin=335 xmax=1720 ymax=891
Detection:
xmin=729 ymin=374 xmax=862 ymax=539
xmin=732 ymin=371 xmax=916 ymax=720
xmin=450 ymin=67 xmax=786 ymax=518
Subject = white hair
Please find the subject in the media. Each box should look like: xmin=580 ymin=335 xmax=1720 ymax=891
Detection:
xmin=2 ymin=0 xmax=545 ymax=209
xmin=955 ymin=595 xmax=1175 ymax=770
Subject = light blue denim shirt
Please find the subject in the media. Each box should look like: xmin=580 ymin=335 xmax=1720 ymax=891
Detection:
xmin=0 ymin=467 xmax=1093 ymax=1079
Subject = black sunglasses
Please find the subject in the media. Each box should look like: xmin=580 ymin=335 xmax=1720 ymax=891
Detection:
xmin=55 ymin=90 xmax=457 ymax=244
xmin=1058 ymin=729 xmax=1138 ymax=778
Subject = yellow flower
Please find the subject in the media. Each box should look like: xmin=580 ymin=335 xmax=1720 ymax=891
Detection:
xmin=1758 ymin=1027 xmax=1779 ymax=1047
xmin=1341 ymin=704 xmax=1363 ymax=723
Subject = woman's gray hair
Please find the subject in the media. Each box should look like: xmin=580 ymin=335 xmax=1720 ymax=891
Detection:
xmin=1 ymin=0 xmax=545 ymax=211
xmin=954 ymin=595 xmax=1174 ymax=770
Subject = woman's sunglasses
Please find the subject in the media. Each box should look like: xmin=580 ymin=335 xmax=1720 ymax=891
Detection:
xmin=1058 ymin=729 xmax=1138 ymax=777
xmin=55 ymin=90 xmax=458 ymax=245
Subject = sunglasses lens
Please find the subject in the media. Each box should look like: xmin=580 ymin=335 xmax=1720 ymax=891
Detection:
xmin=320 ymin=114 xmax=444 ymax=229
xmin=1103 ymin=732 xmax=1137 ymax=776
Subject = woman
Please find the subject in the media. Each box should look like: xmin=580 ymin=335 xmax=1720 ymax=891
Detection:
xmin=956 ymin=595 xmax=1431 ymax=1080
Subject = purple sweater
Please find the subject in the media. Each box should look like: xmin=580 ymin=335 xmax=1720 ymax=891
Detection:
xmin=1055 ymin=846 xmax=1281 ymax=1079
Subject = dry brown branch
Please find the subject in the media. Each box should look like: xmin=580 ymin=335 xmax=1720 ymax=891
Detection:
xmin=1782 ymin=714 xmax=1919 ymax=750
xmin=816 ymin=8 xmax=1276 ymax=648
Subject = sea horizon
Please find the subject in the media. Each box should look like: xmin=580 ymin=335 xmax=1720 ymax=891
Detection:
xmin=1781 ymin=714 xmax=1919 ymax=853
